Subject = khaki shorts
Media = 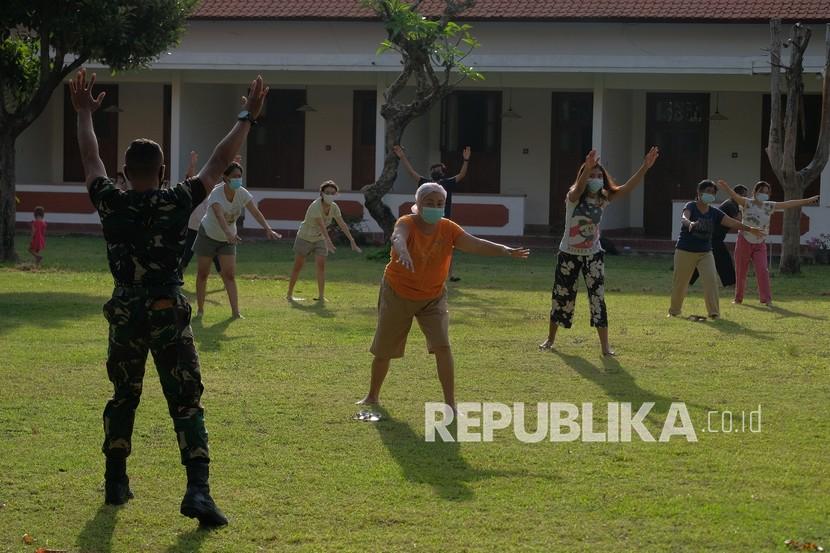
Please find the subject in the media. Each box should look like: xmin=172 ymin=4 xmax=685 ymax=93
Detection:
xmin=193 ymin=226 xmax=236 ymax=258
xmin=293 ymin=236 xmax=328 ymax=258
xmin=370 ymin=279 xmax=450 ymax=359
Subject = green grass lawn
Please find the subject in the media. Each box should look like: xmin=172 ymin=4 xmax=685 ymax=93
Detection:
xmin=1 ymin=235 xmax=829 ymax=552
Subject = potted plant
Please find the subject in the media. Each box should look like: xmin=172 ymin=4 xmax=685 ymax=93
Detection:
xmin=807 ymin=233 xmax=830 ymax=264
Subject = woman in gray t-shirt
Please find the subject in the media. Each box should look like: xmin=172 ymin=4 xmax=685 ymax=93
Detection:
xmin=540 ymin=147 xmax=658 ymax=356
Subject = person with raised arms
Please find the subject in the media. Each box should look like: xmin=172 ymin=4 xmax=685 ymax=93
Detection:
xmin=716 ymin=179 xmax=819 ymax=307
xmin=69 ymin=67 xmax=269 ymax=527
xmin=669 ymin=179 xmax=766 ymax=319
xmin=539 ymin=147 xmax=659 ymax=356
xmin=357 ymin=182 xmax=529 ymax=411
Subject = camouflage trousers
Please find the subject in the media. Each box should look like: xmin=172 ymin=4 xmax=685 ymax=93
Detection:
xmin=102 ymin=287 xmax=209 ymax=465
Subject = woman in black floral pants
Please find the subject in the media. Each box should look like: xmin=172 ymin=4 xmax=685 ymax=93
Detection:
xmin=540 ymin=147 xmax=659 ymax=356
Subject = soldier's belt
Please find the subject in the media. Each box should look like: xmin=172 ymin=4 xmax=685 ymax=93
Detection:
xmin=113 ymin=284 xmax=182 ymax=299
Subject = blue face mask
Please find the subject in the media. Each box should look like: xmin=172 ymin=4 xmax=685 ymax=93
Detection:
xmin=229 ymin=178 xmax=243 ymax=190
xmin=700 ymin=193 xmax=716 ymax=205
xmin=420 ymin=206 xmax=444 ymax=224
xmin=756 ymin=193 xmax=769 ymax=202
xmin=587 ymin=178 xmax=604 ymax=193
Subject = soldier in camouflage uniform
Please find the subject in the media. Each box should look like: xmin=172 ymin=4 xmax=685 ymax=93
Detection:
xmin=70 ymin=68 xmax=269 ymax=527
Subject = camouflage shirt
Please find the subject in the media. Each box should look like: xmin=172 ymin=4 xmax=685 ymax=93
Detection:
xmin=89 ymin=176 xmax=207 ymax=287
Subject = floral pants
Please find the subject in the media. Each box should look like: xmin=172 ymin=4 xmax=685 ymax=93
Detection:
xmin=550 ymin=251 xmax=608 ymax=328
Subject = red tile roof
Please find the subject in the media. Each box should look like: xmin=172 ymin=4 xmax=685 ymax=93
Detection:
xmin=192 ymin=1 xmax=829 ymax=22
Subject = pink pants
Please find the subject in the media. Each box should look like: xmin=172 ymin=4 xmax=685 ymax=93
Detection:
xmin=734 ymin=234 xmax=771 ymax=304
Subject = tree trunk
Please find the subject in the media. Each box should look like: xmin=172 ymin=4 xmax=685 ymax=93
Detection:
xmin=362 ymin=116 xmax=408 ymax=242
xmin=0 ymin=133 xmax=18 ymax=262
xmin=779 ymin=181 xmax=803 ymax=274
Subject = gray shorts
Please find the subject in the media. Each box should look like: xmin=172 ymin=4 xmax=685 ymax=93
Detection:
xmin=193 ymin=226 xmax=236 ymax=258
xmin=293 ymin=236 xmax=328 ymax=258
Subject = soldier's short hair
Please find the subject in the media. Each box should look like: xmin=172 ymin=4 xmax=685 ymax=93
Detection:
xmin=125 ymin=139 xmax=164 ymax=179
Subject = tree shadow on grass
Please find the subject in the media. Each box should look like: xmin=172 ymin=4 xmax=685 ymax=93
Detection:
xmin=76 ymin=504 xmax=118 ymax=553
xmin=0 ymin=292 xmax=104 ymax=337
xmin=371 ymin=406 xmax=556 ymax=501
xmin=551 ymin=351 xmax=707 ymax=429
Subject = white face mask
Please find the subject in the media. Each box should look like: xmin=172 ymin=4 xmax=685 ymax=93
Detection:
xmin=322 ymin=193 xmax=336 ymax=204
xmin=756 ymin=192 xmax=769 ymax=202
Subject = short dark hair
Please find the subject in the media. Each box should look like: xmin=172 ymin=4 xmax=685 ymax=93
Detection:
xmin=124 ymin=139 xmax=163 ymax=179
xmin=33 ymin=206 xmax=45 ymax=218
xmin=698 ymin=179 xmax=717 ymax=193
xmin=733 ymin=184 xmax=749 ymax=195
xmin=223 ymin=162 xmax=244 ymax=176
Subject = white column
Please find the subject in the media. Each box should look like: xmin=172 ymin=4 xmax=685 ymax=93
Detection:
xmin=821 ymin=162 xmax=830 ymax=207
xmin=374 ymin=74 xmax=386 ymax=182
xmin=169 ymin=72 xmax=182 ymax=183
xmin=51 ymin=90 xmax=63 ymax=184
xmin=591 ymin=75 xmax=605 ymax=152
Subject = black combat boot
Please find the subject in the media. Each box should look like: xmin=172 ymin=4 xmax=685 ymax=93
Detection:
xmin=180 ymin=461 xmax=228 ymax=527
xmin=104 ymin=457 xmax=134 ymax=505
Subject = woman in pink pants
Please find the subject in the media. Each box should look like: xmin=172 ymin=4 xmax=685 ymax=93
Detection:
xmin=716 ymin=179 xmax=819 ymax=307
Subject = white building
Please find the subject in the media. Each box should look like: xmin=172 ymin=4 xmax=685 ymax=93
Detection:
xmin=14 ymin=1 xmax=830 ymax=242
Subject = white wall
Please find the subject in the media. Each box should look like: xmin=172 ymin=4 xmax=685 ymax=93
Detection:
xmin=16 ymin=90 xmax=61 ymax=184
xmin=707 ymin=91 xmax=762 ymax=198
xmin=304 ymin=86 xmax=354 ymax=190
xmin=601 ymin=89 xmax=634 ymax=229
xmin=627 ymin=91 xmax=647 ymax=228
xmin=179 ymin=83 xmax=244 ymax=182
xmin=117 ymin=83 xmax=165 ymax=171
xmin=499 ymin=88 xmax=551 ymax=226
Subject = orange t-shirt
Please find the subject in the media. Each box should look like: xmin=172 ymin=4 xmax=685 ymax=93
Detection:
xmin=384 ymin=215 xmax=465 ymax=300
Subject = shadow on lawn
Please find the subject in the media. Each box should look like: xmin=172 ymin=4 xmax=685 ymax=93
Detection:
xmin=552 ymin=351 xmax=706 ymax=427
xmin=191 ymin=316 xmax=242 ymax=352
xmin=739 ymin=302 xmax=827 ymax=321
xmin=0 ymin=292 xmax=104 ymax=337
xmin=77 ymin=504 xmax=118 ymax=553
xmin=165 ymin=526 xmax=212 ymax=553
xmin=288 ymin=298 xmax=336 ymax=318
xmin=372 ymin=407 xmax=555 ymax=501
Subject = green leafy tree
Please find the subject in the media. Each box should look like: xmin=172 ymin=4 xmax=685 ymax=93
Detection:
xmin=0 ymin=0 xmax=198 ymax=261
xmin=361 ymin=0 xmax=482 ymax=241
xmin=766 ymin=20 xmax=830 ymax=274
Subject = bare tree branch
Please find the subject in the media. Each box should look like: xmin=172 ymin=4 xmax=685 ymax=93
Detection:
xmin=800 ymin=23 xmax=830 ymax=185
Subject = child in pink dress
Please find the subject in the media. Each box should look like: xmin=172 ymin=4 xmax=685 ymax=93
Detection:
xmin=28 ymin=206 xmax=47 ymax=266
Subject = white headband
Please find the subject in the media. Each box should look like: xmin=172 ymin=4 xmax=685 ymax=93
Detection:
xmin=411 ymin=182 xmax=447 ymax=214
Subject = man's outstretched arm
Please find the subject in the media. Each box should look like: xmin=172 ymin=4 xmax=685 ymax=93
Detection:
xmin=197 ymin=76 xmax=269 ymax=194
xmin=69 ymin=69 xmax=108 ymax=189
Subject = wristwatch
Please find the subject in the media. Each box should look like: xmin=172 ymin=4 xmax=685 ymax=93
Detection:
xmin=237 ymin=110 xmax=257 ymax=125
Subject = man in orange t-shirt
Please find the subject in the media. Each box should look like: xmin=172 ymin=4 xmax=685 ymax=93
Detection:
xmin=357 ymin=182 xmax=529 ymax=411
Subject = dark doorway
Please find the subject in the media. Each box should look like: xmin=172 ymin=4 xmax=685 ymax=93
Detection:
xmin=550 ymin=92 xmax=593 ymax=229
xmin=63 ymin=84 xmax=119 ymax=182
xmin=644 ymin=93 xmax=709 ymax=237
xmin=351 ymin=90 xmax=376 ymax=190
xmin=761 ymin=94 xmax=821 ymax=200
xmin=440 ymin=91 xmax=501 ymax=193
xmin=247 ymin=89 xmax=306 ymax=188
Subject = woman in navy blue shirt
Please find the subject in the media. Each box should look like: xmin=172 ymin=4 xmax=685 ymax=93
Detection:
xmin=669 ymin=180 xmax=765 ymax=319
